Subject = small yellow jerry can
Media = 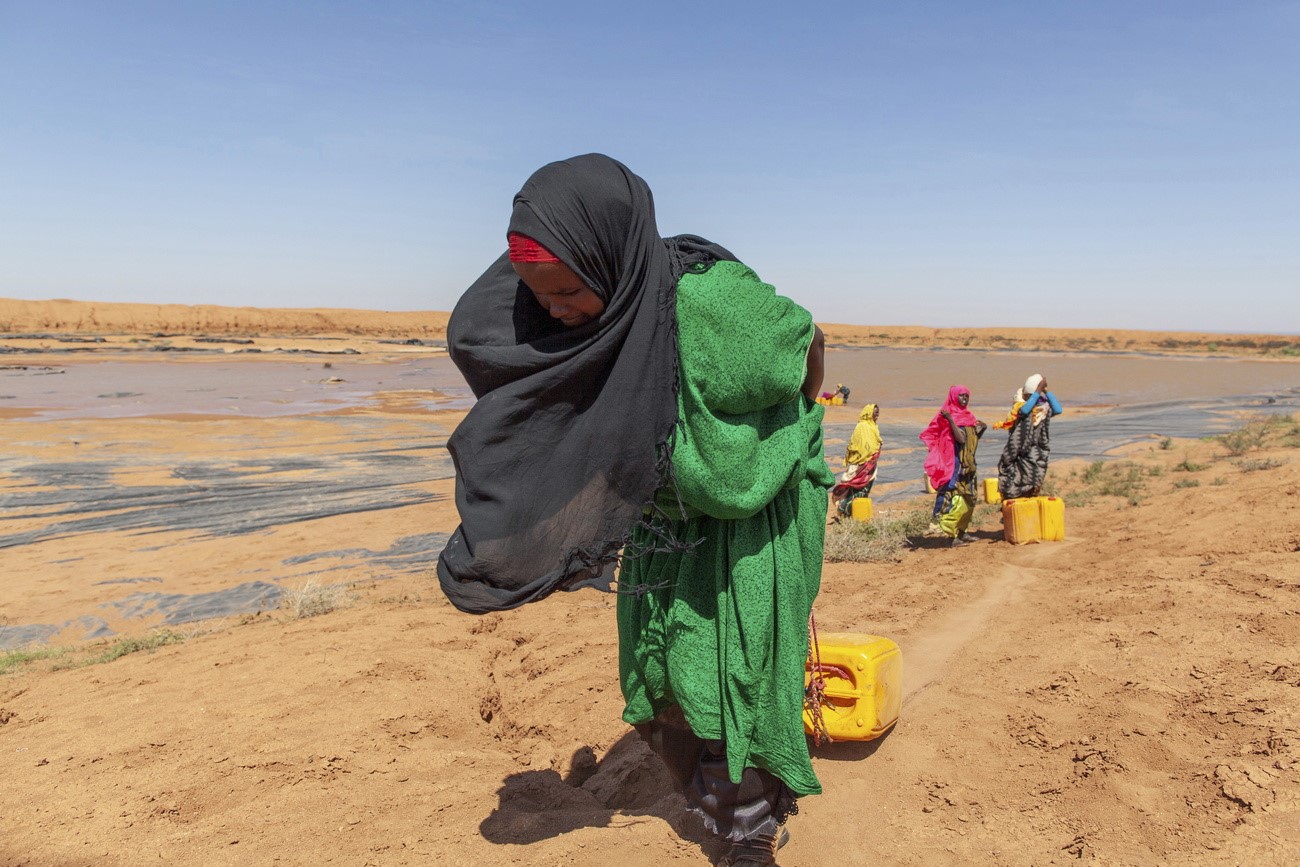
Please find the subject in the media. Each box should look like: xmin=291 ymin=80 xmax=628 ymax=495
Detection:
xmin=850 ymin=497 xmax=873 ymax=522
xmin=1037 ymin=496 xmax=1065 ymax=541
xmin=804 ymin=633 xmax=902 ymax=742
xmin=983 ymin=477 xmax=1002 ymax=504
xmin=1002 ymin=497 xmax=1041 ymax=544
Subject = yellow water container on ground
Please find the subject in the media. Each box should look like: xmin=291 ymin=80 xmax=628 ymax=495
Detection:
xmin=1037 ymin=496 xmax=1065 ymax=541
xmin=1002 ymin=497 xmax=1041 ymax=544
xmin=850 ymin=497 xmax=873 ymax=522
xmin=803 ymin=633 xmax=902 ymax=742
xmin=983 ymin=477 xmax=1002 ymax=504
xmin=831 ymin=395 xmax=845 ymax=405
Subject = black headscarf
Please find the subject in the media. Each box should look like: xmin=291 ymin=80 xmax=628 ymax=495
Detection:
xmin=438 ymin=154 xmax=733 ymax=613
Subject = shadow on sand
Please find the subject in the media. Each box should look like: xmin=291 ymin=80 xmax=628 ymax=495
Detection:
xmin=905 ymin=525 xmax=1004 ymax=550
xmin=808 ymin=725 xmax=895 ymax=762
xmin=478 ymin=731 xmax=725 ymax=860
xmin=480 ymin=728 xmax=896 ymax=855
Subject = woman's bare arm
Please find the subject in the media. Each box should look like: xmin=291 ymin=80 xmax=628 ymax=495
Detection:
xmin=942 ymin=410 xmax=968 ymax=445
xmin=801 ymin=326 xmax=825 ymax=401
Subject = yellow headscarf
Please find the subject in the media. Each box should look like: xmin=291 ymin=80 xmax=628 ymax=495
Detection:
xmin=845 ymin=403 xmax=882 ymax=465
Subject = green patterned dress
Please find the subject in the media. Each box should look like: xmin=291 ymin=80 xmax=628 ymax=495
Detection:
xmin=617 ymin=260 xmax=833 ymax=796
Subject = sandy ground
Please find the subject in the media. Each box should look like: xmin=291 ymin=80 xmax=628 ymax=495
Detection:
xmin=3 ymin=305 xmax=1300 ymax=865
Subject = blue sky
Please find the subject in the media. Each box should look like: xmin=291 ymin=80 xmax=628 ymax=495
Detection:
xmin=2 ymin=1 xmax=1297 ymax=331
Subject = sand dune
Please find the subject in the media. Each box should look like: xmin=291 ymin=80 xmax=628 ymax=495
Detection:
xmin=1 ymin=297 xmax=448 ymax=339
xmin=4 ymin=295 xmax=1299 ymax=359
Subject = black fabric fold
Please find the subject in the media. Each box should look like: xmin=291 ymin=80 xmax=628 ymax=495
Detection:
xmin=438 ymin=154 xmax=733 ymax=613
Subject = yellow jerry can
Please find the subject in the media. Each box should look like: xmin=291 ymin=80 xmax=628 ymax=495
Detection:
xmin=850 ymin=497 xmax=873 ymax=522
xmin=804 ymin=633 xmax=902 ymax=742
xmin=1037 ymin=496 xmax=1065 ymax=541
xmin=1002 ymin=497 xmax=1041 ymax=545
xmin=983 ymin=477 xmax=1002 ymax=504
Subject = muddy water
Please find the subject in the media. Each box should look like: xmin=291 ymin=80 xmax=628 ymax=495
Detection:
xmin=0 ymin=356 xmax=472 ymax=419
xmin=822 ymin=346 xmax=1300 ymax=409
xmin=5 ymin=349 xmax=1298 ymax=419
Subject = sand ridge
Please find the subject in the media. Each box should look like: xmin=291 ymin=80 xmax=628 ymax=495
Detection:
xmin=5 ymin=295 xmax=1300 ymax=360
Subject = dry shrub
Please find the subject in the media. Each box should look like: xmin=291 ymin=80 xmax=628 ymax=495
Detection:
xmin=1234 ymin=457 xmax=1287 ymax=473
xmin=824 ymin=509 xmax=930 ymax=563
xmin=1218 ymin=414 xmax=1288 ymax=456
xmin=1065 ymin=460 xmax=1146 ymax=506
xmin=280 ymin=580 xmax=351 ymax=619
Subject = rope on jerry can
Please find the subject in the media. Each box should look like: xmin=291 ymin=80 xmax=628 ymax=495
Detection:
xmin=806 ymin=611 xmax=833 ymax=746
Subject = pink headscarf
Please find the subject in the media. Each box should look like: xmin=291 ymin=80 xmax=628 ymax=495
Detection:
xmin=919 ymin=385 xmax=978 ymax=489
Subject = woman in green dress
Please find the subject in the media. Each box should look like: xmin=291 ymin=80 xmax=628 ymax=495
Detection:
xmin=441 ymin=154 xmax=831 ymax=865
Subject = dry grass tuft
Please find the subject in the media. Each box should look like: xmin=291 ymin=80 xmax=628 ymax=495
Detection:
xmin=824 ymin=509 xmax=931 ymax=563
xmin=280 ymin=580 xmax=352 ymax=619
xmin=1234 ymin=457 xmax=1287 ymax=473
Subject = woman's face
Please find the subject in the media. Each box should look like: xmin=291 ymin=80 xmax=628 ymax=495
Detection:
xmin=872 ymin=406 xmax=880 ymax=421
xmin=956 ymin=391 xmax=970 ymax=409
xmin=513 ymin=261 xmax=605 ymax=328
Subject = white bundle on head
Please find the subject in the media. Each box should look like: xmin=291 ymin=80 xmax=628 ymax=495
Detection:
xmin=1018 ymin=373 xmax=1044 ymax=402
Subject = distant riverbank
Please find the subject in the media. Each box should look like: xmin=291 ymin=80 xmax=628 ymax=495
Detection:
xmin=4 ymin=295 xmax=1299 ymax=360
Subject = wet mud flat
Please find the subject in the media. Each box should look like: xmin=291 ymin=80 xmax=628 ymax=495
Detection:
xmin=2 ymin=361 xmax=458 ymax=648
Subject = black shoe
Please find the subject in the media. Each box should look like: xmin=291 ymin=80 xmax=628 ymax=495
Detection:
xmin=718 ymin=828 xmax=789 ymax=866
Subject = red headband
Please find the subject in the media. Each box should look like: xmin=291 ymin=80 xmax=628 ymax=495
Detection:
xmin=508 ymin=232 xmax=560 ymax=263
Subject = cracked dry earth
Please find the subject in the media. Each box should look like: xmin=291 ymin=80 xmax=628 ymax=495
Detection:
xmin=3 ymin=417 xmax=1300 ymax=864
